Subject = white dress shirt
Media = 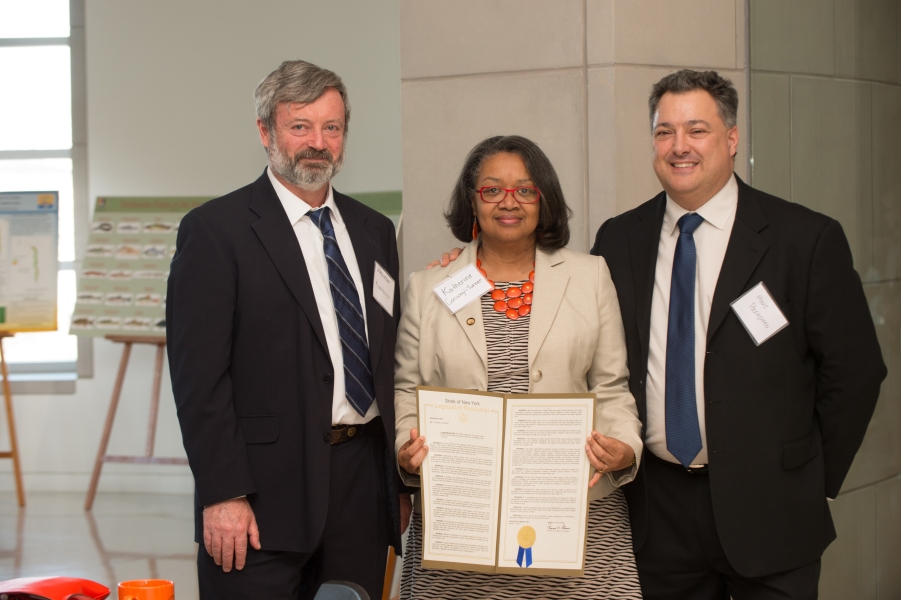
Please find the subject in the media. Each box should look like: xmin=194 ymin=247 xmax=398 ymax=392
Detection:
xmin=645 ymin=174 xmax=738 ymax=465
xmin=267 ymin=167 xmax=379 ymax=425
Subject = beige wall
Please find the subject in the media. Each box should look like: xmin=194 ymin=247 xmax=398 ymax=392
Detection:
xmin=399 ymin=0 xmax=750 ymax=278
xmin=750 ymin=1 xmax=901 ymax=598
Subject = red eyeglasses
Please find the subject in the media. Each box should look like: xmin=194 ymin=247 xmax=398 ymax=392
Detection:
xmin=476 ymin=186 xmax=541 ymax=204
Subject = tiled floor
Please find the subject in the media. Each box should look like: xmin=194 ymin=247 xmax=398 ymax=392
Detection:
xmin=0 ymin=492 xmax=198 ymax=599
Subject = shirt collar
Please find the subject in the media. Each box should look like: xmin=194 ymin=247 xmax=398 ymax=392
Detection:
xmin=267 ymin=166 xmax=341 ymax=226
xmin=662 ymin=174 xmax=738 ymax=235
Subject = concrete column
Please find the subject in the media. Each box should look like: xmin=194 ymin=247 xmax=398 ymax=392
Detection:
xmin=750 ymin=1 xmax=901 ymax=597
xmin=399 ymin=0 xmax=749 ymax=277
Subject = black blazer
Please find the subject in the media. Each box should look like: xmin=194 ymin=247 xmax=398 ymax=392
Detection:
xmin=591 ymin=176 xmax=885 ymax=577
xmin=167 ymin=170 xmax=403 ymax=554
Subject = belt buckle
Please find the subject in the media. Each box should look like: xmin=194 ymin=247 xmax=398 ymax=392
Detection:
xmin=330 ymin=425 xmax=348 ymax=445
xmin=329 ymin=424 xmax=359 ymax=445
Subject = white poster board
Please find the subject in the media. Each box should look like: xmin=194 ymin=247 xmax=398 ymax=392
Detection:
xmin=0 ymin=192 xmax=59 ymax=332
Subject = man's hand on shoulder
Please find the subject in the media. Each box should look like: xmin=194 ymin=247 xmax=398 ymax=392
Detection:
xmin=426 ymin=247 xmax=464 ymax=269
xmin=203 ymin=497 xmax=261 ymax=572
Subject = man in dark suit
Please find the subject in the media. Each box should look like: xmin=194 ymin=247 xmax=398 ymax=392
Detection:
xmin=167 ymin=60 xmax=407 ymax=600
xmin=591 ymin=70 xmax=886 ymax=599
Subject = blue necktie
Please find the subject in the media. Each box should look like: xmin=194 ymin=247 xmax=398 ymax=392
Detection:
xmin=308 ymin=207 xmax=375 ymax=416
xmin=665 ymin=212 xmax=705 ymax=467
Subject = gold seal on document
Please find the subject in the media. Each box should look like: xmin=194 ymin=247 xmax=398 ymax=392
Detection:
xmin=517 ymin=525 xmax=536 ymax=549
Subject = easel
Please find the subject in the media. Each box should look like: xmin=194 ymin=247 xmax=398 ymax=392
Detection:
xmin=84 ymin=335 xmax=188 ymax=510
xmin=0 ymin=333 xmax=26 ymax=507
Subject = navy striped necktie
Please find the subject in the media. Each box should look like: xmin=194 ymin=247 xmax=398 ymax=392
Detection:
xmin=308 ymin=207 xmax=375 ymax=416
xmin=665 ymin=212 xmax=705 ymax=467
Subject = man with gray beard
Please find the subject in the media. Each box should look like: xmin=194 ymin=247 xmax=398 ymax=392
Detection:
xmin=167 ymin=60 xmax=408 ymax=599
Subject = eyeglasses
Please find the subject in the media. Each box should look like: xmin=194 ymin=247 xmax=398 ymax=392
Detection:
xmin=476 ymin=186 xmax=541 ymax=204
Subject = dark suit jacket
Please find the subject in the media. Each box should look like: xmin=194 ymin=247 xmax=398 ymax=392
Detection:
xmin=591 ymin=175 xmax=885 ymax=577
xmin=167 ymin=170 xmax=403 ymax=554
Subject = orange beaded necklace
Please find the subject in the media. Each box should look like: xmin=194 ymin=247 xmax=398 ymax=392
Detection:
xmin=476 ymin=258 xmax=535 ymax=321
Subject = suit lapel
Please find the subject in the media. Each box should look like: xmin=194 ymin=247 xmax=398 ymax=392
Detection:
xmin=528 ymin=248 xmax=569 ymax=367
xmin=629 ymin=195 xmax=666 ymax=372
xmin=455 ymin=298 xmax=487 ymax=371
xmin=706 ymin=178 xmax=770 ymax=342
xmin=448 ymin=242 xmax=488 ymax=370
xmin=336 ymin=192 xmax=386 ymax=376
xmin=249 ymin=172 xmax=329 ymax=354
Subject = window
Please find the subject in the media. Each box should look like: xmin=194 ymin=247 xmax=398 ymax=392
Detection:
xmin=0 ymin=0 xmax=88 ymax=391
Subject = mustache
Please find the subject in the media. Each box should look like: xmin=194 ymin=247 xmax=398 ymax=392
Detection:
xmin=294 ymin=147 xmax=334 ymax=162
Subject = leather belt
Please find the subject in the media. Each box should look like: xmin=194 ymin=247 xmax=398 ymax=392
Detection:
xmin=647 ymin=450 xmax=708 ymax=475
xmin=328 ymin=416 xmax=382 ymax=445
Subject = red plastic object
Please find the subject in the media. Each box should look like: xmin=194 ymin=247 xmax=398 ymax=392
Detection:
xmin=0 ymin=577 xmax=110 ymax=600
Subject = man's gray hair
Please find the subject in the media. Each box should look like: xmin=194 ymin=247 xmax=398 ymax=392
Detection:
xmin=254 ymin=60 xmax=351 ymax=133
xmin=648 ymin=69 xmax=738 ymax=130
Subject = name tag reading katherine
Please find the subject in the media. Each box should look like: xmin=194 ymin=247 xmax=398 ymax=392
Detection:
xmin=433 ymin=263 xmax=493 ymax=314
xmin=730 ymin=281 xmax=789 ymax=346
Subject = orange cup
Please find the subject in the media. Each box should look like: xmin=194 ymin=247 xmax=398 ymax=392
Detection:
xmin=117 ymin=579 xmax=174 ymax=600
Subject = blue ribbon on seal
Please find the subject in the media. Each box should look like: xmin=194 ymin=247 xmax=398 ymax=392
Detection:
xmin=516 ymin=546 xmax=533 ymax=568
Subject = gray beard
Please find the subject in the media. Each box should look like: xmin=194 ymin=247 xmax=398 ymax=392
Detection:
xmin=268 ymin=140 xmax=345 ymax=192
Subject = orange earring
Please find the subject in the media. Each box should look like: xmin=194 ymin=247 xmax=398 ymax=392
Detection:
xmin=472 ymin=218 xmax=479 ymax=240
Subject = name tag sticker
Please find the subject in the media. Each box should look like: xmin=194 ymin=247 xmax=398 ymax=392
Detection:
xmin=432 ymin=263 xmax=493 ymax=314
xmin=373 ymin=261 xmax=395 ymax=316
xmin=730 ymin=281 xmax=789 ymax=346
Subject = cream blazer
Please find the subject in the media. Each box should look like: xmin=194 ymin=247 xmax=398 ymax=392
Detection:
xmin=394 ymin=241 xmax=642 ymax=503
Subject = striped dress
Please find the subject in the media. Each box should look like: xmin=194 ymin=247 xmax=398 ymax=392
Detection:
xmin=400 ymin=281 xmax=642 ymax=599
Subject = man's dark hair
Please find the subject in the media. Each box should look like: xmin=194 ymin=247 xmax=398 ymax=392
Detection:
xmin=648 ymin=69 xmax=738 ymax=130
xmin=445 ymin=135 xmax=572 ymax=250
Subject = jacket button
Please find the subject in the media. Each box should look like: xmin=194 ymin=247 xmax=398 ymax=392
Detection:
xmin=531 ymin=370 xmax=542 ymax=382
xmin=466 ymin=318 xmax=475 ymax=326
xmin=323 ymin=374 xmax=334 ymax=384
xmin=323 ymin=433 xmax=331 ymax=443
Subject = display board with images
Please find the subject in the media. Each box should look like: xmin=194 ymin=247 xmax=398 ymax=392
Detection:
xmin=70 ymin=197 xmax=209 ymax=337
xmin=0 ymin=191 xmax=59 ymax=333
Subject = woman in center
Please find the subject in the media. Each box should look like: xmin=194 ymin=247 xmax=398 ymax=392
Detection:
xmin=394 ymin=135 xmax=643 ymax=599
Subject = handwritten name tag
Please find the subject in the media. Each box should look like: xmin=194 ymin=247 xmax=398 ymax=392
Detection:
xmin=373 ymin=261 xmax=395 ymax=316
xmin=432 ymin=263 xmax=493 ymax=314
xmin=730 ymin=281 xmax=789 ymax=346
